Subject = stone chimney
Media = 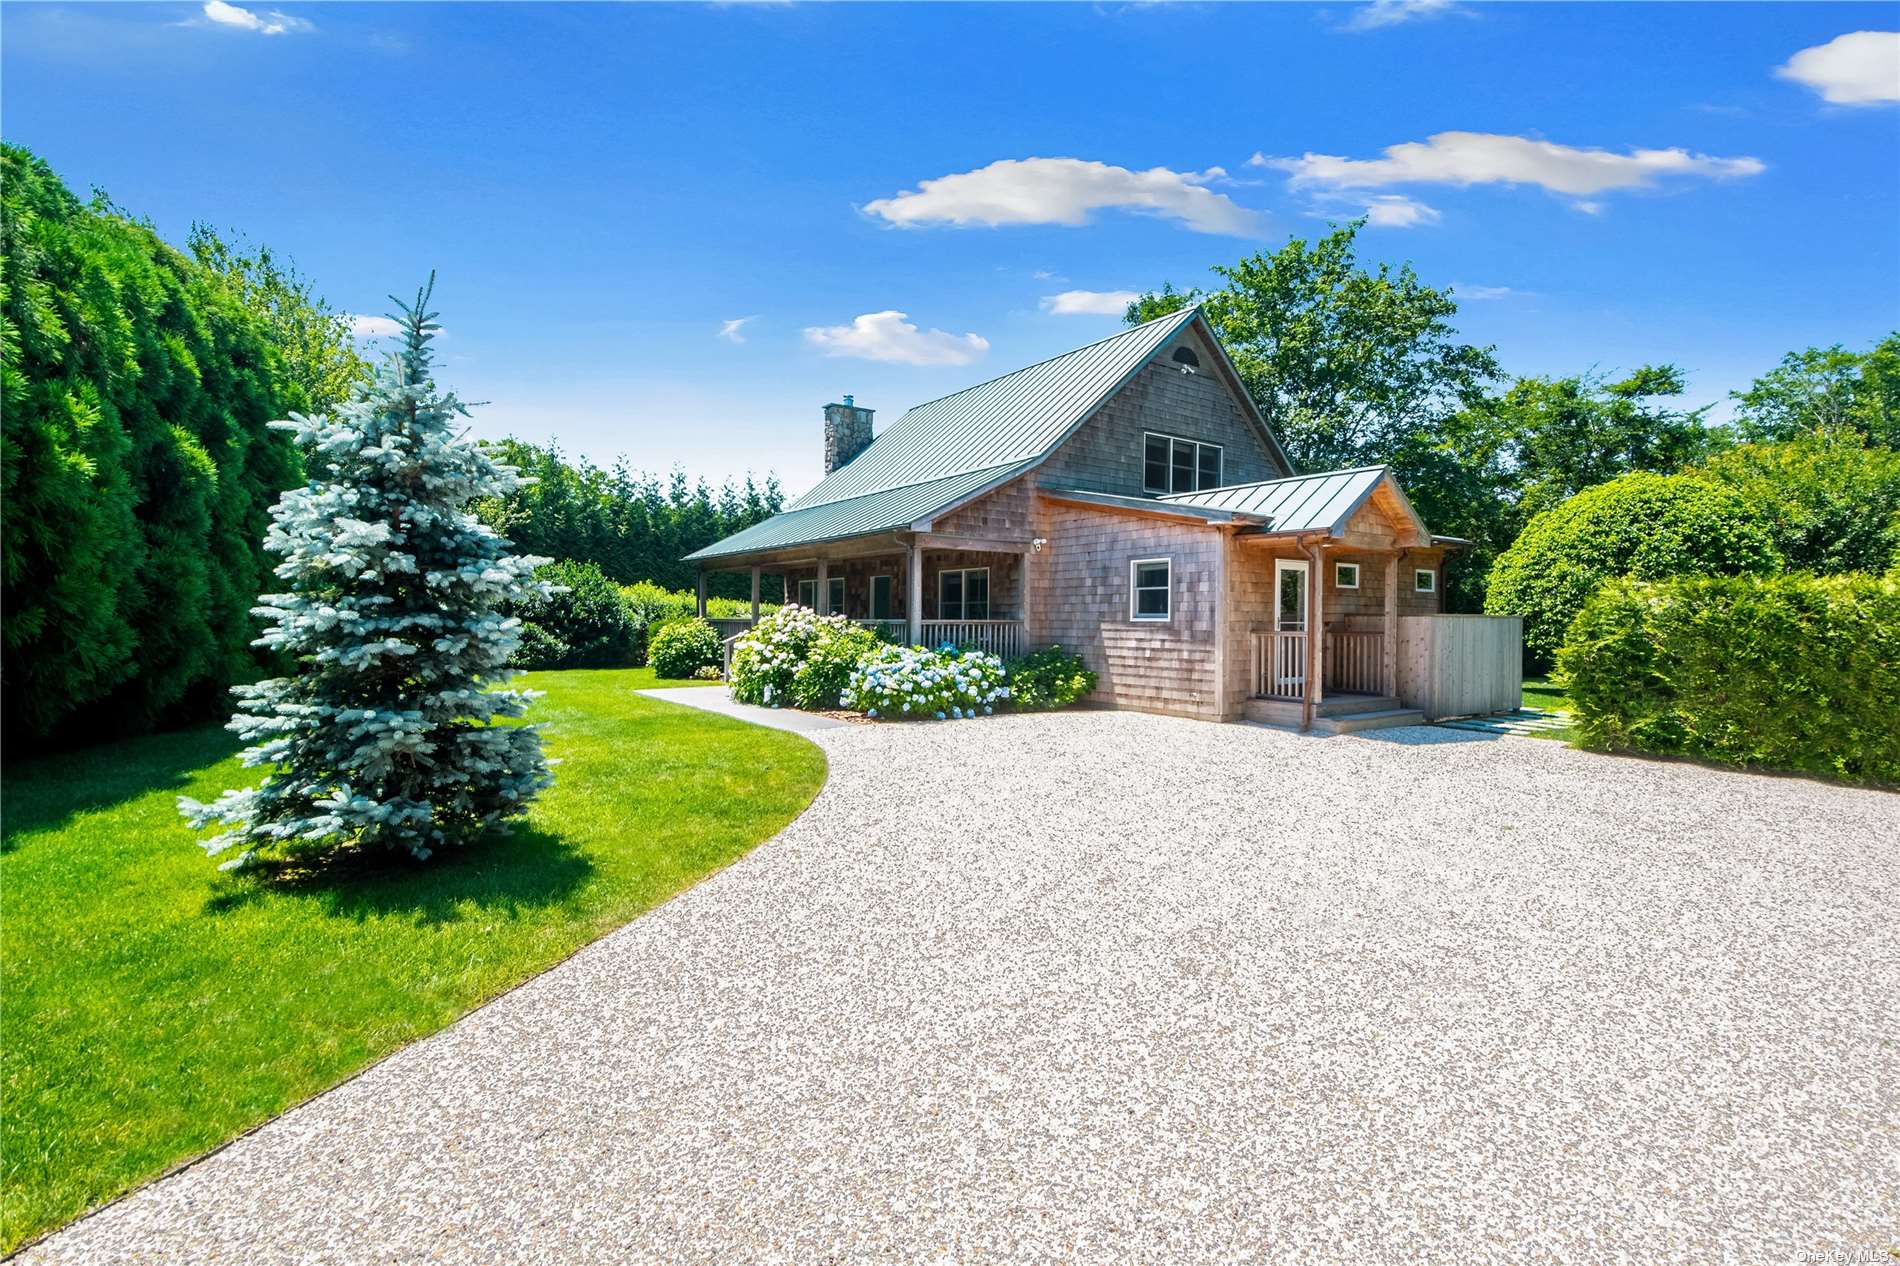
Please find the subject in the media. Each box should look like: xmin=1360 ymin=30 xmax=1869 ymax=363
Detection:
xmin=823 ymin=394 xmax=875 ymax=474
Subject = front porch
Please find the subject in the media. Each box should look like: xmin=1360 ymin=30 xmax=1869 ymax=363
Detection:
xmin=694 ymin=529 xmax=1032 ymax=662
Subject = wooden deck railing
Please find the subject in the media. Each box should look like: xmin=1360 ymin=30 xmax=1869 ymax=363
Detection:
xmin=922 ymin=619 xmax=1025 ymax=660
xmin=1251 ymin=630 xmax=1308 ymax=699
xmin=1325 ymin=629 xmax=1385 ymax=696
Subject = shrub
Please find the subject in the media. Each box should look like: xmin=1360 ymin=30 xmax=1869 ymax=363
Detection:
xmin=513 ymin=559 xmax=638 ymax=669
xmin=648 ymin=617 xmax=722 ymax=680
xmin=729 ymin=605 xmax=876 ymax=710
xmin=843 ymin=644 xmax=1009 ymax=720
xmin=621 ymin=580 xmax=777 ymax=665
xmin=693 ymin=665 xmax=721 ymax=681
xmin=1006 ymin=644 xmax=1097 ymax=710
xmin=1691 ymin=434 xmax=1900 ymax=577
xmin=1558 ymin=572 xmax=1900 ymax=783
xmin=1485 ymin=472 xmax=1782 ymax=668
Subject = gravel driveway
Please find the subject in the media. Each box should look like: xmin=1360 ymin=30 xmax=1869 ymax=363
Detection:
xmin=24 ymin=712 xmax=1898 ymax=1264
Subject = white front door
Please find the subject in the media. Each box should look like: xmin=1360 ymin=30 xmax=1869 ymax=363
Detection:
xmin=1273 ymin=559 xmax=1309 ymax=693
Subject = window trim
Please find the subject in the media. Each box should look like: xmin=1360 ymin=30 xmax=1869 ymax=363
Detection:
xmin=937 ymin=566 xmax=991 ymax=621
xmin=1414 ymin=567 xmax=1437 ymax=595
xmin=1130 ymin=557 xmax=1172 ymax=622
xmin=1141 ymin=431 xmax=1224 ymax=496
xmin=797 ymin=577 xmax=845 ymax=614
xmin=827 ymin=576 xmax=845 ymax=615
xmin=796 ymin=578 xmax=817 ymax=609
xmin=1335 ymin=561 xmax=1360 ymax=590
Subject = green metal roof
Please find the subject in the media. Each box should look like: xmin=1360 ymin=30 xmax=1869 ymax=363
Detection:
xmin=683 ymin=461 xmax=1033 ymax=562
xmin=787 ymin=306 xmax=1202 ymax=512
xmin=1160 ymin=465 xmax=1428 ymax=537
xmin=687 ymin=307 xmax=1212 ymax=562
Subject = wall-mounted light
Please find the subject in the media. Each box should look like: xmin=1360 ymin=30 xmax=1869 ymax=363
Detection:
xmin=1031 ymin=537 xmax=1048 ymax=553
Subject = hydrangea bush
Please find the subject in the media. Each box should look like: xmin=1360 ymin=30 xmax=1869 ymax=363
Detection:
xmin=1006 ymin=644 xmax=1097 ymax=710
xmin=843 ymin=644 xmax=1009 ymax=720
xmin=179 ymin=278 xmax=555 ymax=868
xmin=728 ymin=605 xmax=876 ymax=709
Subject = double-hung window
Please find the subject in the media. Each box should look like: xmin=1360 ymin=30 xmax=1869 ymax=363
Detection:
xmin=1142 ymin=432 xmax=1223 ymax=495
xmin=797 ymin=577 xmax=845 ymax=614
xmin=1131 ymin=558 xmax=1171 ymax=621
xmin=938 ymin=567 xmax=989 ymax=620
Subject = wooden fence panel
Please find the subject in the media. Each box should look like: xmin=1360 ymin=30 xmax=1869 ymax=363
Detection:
xmin=1397 ymin=615 xmax=1522 ymax=720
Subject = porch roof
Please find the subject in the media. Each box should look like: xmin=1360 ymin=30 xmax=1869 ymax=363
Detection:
xmin=1159 ymin=465 xmax=1427 ymax=539
xmin=682 ymin=461 xmax=1034 ymax=562
xmin=1038 ymin=486 xmax=1272 ymax=526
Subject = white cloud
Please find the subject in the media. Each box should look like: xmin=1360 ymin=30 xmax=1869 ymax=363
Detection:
xmin=1040 ymin=289 xmax=1141 ymax=316
xmin=1451 ymin=283 xmax=1519 ymax=300
xmin=1340 ymin=0 xmax=1463 ymax=32
xmin=862 ymin=157 xmax=1265 ymax=236
xmin=201 ymin=0 xmax=312 ymax=35
xmin=1360 ymin=194 xmax=1440 ymax=228
xmin=1257 ymin=130 xmax=1764 ymax=197
xmin=802 ymin=311 xmax=990 ymax=367
xmin=718 ymin=316 xmax=757 ymax=344
xmin=349 ymin=315 xmax=402 ymax=339
xmin=1776 ymin=31 xmax=1900 ymax=105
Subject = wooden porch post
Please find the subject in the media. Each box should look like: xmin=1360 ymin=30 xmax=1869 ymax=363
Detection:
xmin=815 ymin=558 xmax=829 ymax=615
xmin=695 ymin=568 xmax=708 ymax=618
xmin=907 ymin=539 xmax=924 ymax=646
xmin=750 ymin=566 xmax=761 ymax=621
xmin=1303 ymin=539 xmax=1326 ymax=730
xmin=1384 ymin=552 xmax=1400 ymax=698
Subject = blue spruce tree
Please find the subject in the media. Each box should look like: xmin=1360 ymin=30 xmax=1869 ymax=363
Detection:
xmin=182 ymin=279 xmax=555 ymax=868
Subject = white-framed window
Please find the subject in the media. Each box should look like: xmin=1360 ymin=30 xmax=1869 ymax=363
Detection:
xmin=870 ymin=574 xmax=893 ymax=620
xmin=1335 ymin=561 xmax=1360 ymax=590
xmin=1142 ymin=432 xmax=1223 ymax=495
xmin=938 ymin=567 xmax=989 ymax=620
xmin=797 ymin=577 xmax=845 ymax=613
xmin=1414 ymin=568 xmax=1436 ymax=594
xmin=1131 ymin=557 xmax=1172 ymax=621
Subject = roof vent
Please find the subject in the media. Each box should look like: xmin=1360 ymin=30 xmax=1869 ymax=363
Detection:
xmin=1171 ymin=346 xmax=1201 ymax=371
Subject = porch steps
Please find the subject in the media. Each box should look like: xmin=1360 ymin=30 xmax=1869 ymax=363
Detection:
xmin=1241 ymin=694 xmax=1427 ymax=733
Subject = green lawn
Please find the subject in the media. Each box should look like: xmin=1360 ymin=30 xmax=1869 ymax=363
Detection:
xmin=1521 ymin=675 xmax=1577 ymax=740
xmin=0 ymin=667 xmax=824 ymax=1252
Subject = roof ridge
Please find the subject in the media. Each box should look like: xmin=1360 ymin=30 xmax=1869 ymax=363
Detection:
xmin=892 ymin=304 xmax=1199 ymax=418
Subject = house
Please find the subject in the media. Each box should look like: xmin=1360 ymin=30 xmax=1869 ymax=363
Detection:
xmin=686 ymin=306 xmax=1511 ymax=732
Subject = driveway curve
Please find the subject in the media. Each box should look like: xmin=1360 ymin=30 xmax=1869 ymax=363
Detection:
xmin=23 ymin=711 xmax=1898 ymax=1264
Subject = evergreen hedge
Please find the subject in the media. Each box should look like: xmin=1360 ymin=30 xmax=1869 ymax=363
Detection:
xmin=2 ymin=146 xmax=305 ymax=742
xmin=1484 ymin=471 xmax=1783 ymax=667
xmin=1558 ymin=572 xmax=1900 ymax=784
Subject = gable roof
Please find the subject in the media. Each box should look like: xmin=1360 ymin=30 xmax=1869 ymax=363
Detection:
xmin=687 ymin=306 xmax=1286 ymax=563
xmin=1159 ymin=464 xmax=1430 ymax=540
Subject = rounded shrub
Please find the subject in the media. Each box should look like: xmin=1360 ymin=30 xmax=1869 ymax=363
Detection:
xmin=728 ymin=604 xmax=877 ymax=710
xmin=1485 ymin=472 xmax=1782 ymax=668
xmin=511 ymin=559 xmax=638 ymax=669
xmin=843 ymin=644 xmax=1009 ymax=720
xmin=1005 ymin=644 xmax=1096 ymax=710
xmin=648 ymin=617 xmax=722 ymax=680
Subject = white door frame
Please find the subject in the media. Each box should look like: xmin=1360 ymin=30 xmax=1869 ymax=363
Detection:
xmin=1273 ymin=558 xmax=1310 ymax=693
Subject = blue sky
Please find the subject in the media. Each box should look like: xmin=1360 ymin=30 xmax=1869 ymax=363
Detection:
xmin=5 ymin=1 xmax=1897 ymax=492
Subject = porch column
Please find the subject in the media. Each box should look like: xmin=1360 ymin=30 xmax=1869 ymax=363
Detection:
xmin=695 ymin=568 xmax=707 ymax=618
xmin=750 ymin=566 xmax=761 ymax=621
xmin=907 ymin=539 xmax=923 ymax=646
xmin=815 ymin=558 xmax=829 ymax=615
xmin=1383 ymin=552 xmax=1402 ymax=698
xmin=1303 ymin=540 xmax=1326 ymax=730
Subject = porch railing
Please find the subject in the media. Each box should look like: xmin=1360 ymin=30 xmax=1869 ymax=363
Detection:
xmin=859 ymin=619 xmax=910 ymax=643
xmin=922 ymin=619 xmax=1024 ymax=661
xmin=1325 ymin=629 xmax=1385 ymax=696
xmin=1251 ymin=630 xmax=1308 ymax=700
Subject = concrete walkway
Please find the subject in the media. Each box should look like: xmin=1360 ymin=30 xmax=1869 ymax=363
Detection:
xmin=24 ymin=712 xmax=1898 ymax=1264
xmin=637 ymin=686 xmax=851 ymax=732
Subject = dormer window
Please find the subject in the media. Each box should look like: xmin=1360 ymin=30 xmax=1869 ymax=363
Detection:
xmin=1143 ymin=432 xmax=1223 ymax=495
xmin=1171 ymin=346 xmax=1201 ymax=370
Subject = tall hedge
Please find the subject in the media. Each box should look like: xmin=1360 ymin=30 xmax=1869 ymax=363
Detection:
xmin=1 ymin=145 xmax=302 ymax=741
xmin=1484 ymin=471 xmax=1783 ymax=667
xmin=1558 ymin=573 xmax=1900 ymax=783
